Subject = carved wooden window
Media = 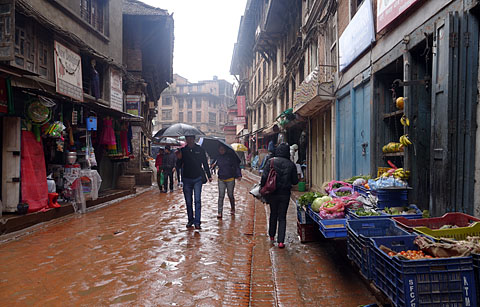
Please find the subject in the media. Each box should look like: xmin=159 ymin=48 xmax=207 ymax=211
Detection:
xmin=37 ymin=39 xmax=49 ymax=77
xmin=14 ymin=18 xmax=35 ymax=73
xmin=80 ymin=0 xmax=106 ymax=34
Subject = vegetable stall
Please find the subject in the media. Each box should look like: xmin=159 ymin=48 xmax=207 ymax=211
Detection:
xmin=296 ymin=171 xmax=480 ymax=306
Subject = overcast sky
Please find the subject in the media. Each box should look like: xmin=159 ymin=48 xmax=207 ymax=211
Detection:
xmin=140 ymin=0 xmax=248 ymax=85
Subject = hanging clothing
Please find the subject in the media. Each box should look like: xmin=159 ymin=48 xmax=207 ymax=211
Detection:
xmin=127 ymin=124 xmax=133 ymax=155
xmin=120 ymin=129 xmax=129 ymax=156
xmin=91 ymin=68 xmax=100 ymax=99
xmin=100 ymin=118 xmax=116 ymax=146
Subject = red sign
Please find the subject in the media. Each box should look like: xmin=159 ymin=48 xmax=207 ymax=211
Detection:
xmin=237 ymin=96 xmax=246 ymax=117
xmin=377 ymin=0 xmax=421 ymax=33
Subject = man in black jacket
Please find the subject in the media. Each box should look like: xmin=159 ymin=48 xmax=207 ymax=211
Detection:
xmin=178 ymin=135 xmax=212 ymax=229
xmin=260 ymin=143 xmax=299 ymax=248
xmin=161 ymin=145 xmax=177 ymax=192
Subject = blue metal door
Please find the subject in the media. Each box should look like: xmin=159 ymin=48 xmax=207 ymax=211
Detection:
xmin=336 ymin=93 xmax=353 ymax=180
xmin=336 ymin=82 xmax=371 ymax=180
xmin=354 ymin=82 xmax=371 ymax=175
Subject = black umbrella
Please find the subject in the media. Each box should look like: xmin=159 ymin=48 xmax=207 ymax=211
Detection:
xmin=154 ymin=123 xmax=205 ymax=138
xmin=153 ymin=137 xmax=181 ymax=146
xmin=198 ymin=137 xmax=241 ymax=164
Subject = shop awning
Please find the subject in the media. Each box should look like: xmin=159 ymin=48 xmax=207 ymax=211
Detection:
xmin=293 ymin=81 xmax=335 ymax=117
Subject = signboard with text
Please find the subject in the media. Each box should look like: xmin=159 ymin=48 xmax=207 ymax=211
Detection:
xmin=377 ymin=0 xmax=421 ymax=32
xmin=233 ymin=116 xmax=246 ymax=125
xmin=54 ymin=41 xmax=83 ymax=101
xmin=110 ymin=69 xmax=123 ymax=112
xmin=237 ymin=96 xmax=246 ymax=117
xmin=126 ymin=94 xmax=141 ymax=116
xmin=339 ymin=0 xmax=375 ymax=71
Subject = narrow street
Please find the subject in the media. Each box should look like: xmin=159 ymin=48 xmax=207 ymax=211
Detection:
xmin=0 ymin=172 xmax=377 ymax=306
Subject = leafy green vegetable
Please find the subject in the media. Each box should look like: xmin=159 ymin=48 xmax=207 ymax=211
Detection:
xmin=298 ymin=192 xmax=325 ymax=207
xmin=354 ymin=208 xmax=381 ymax=216
xmin=344 ymin=175 xmax=371 ymax=184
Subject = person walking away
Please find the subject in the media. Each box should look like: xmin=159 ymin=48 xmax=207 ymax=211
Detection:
xmin=161 ymin=145 xmax=176 ymax=192
xmin=155 ymin=148 xmax=164 ymax=192
xmin=175 ymin=149 xmax=183 ymax=188
xmin=178 ymin=135 xmax=212 ymax=229
xmin=211 ymin=145 xmax=242 ymax=219
xmin=260 ymin=143 xmax=299 ymax=248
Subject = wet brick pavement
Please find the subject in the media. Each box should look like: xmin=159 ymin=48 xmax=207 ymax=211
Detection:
xmin=0 ymin=171 xmax=377 ymax=306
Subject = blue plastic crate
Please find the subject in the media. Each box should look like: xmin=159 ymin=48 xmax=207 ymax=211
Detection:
xmin=378 ymin=204 xmax=423 ymax=220
xmin=354 ymin=185 xmax=370 ymax=196
xmin=371 ymin=188 xmax=408 ymax=209
xmin=306 ymin=206 xmax=322 ymax=225
xmin=297 ymin=206 xmax=314 ymax=224
xmin=318 ymin=218 xmax=347 ymax=238
xmin=347 ymin=209 xmax=388 ymax=220
xmin=370 ymin=236 xmax=477 ymax=307
xmin=347 ymin=219 xmax=413 ymax=280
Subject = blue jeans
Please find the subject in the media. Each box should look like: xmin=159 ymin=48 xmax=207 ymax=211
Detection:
xmin=183 ymin=176 xmax=203 ymax=225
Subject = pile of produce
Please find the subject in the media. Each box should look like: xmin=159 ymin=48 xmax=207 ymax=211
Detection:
xmin=298 ymin=191 xmax=325 ymax=207
xmin=352 ymin=208 xmax=382 ymax=217
xmin=379 ymin=236 xmax=480 ymax=260
xmin=383 ymin=207 xmax=418 ymax=215
xmin=385 ymin=249 xmax=434 ymax=260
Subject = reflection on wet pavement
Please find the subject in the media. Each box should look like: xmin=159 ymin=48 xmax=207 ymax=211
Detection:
xmin=0 ymin=173 xmax=377 ymax=306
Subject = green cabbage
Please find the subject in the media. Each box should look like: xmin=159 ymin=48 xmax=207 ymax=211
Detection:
xmin=311 ymin=196 xmax=333 ymax=212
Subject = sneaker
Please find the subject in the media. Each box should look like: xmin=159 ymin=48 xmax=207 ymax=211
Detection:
xmin=278 ymin=243 xmax=285 ymax=248
xmin=217 ymin=214 xmax=223 ymax=219
xmin=186 ymin=223 xmax=194 ymax=229
xmin=269 ymin=236 xmax=275 ymax=242
xmin=194 ymin=224 xmax=201 ymax=230
xmin=230 ymin=209 xmax=235 ymax=215
xmin=161 ymin=190 xmax=167 ymax=193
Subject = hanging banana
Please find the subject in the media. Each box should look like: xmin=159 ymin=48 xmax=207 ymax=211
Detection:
xmin=399 ymin=134 xmax=412 ymax=146
xmin=400 ymin=115 xmax=410 ymax=126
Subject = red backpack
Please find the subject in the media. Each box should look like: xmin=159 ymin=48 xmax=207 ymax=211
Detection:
xmin=260 ymin=158 xmax=277 ymax=196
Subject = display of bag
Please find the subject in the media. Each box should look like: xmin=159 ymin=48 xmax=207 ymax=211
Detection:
xmin=260 ymin=158 xmax=277 ymax=196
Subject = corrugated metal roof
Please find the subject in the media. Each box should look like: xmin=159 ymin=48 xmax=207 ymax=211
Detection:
xmin=123 ymin=0 xmax=169 ymax=16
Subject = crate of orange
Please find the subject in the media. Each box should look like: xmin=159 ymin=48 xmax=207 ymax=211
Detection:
xmin=370 ymin=236 xmax=476 ymax=307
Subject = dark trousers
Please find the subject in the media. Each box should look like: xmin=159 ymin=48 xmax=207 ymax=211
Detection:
xmin=163 ymin=170 xmax=174 ymax=191
xmin=175 ymin=166 xmax=182 ymax=183
xmin=268 ymin=194 xmax=290 ymax=243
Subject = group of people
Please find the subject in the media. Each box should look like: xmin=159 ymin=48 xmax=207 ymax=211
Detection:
xmin=155 ymin=145 xmax=182 ymax=193
xmin=156 ymin=135 xmax=299 ymax=249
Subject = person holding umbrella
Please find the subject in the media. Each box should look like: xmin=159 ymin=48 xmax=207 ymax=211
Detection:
xmin=178 ymin=135 xmax=212 ymax=229
xmin=211 ymin=144 xmax=242 ymax=219
xmin=155 ymin=148 xmax=164 ymax=192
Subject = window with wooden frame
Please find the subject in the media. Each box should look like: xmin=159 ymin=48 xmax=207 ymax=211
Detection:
xmin=209 ymin=112 xmax=216 ymax=125
xmin=162 ymin=109 xmax=172 ymax=120
xmin=80 ymin=0 xmax=107 ymax=35
xmin=14 ymin=17 xmax=35 ymax=73
xmin=196 ymin=111 xmax=201 ymax=122
xmin=178 ymin=112 xmax=184 ymax=122
xmin=196 ymin=99 xmax=201 ymax=109
xmin=178 ymin=98 xmax=184 ymax=109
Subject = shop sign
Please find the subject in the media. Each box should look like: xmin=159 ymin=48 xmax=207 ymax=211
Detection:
xmin=54 ymin=41 xmax=83 ymax=101
xmin=237 ymin=96 xmax=246 ymax=117
xmin=233 ymin=116 xmax=246 ymax=125
xmin=339 ymin=0 xmax=375 ymax=71
xmin=377 ymin=0 xmax=421 ymax=33
xmin=126 ymin=94 xmax=141 ymax=116
xmin=110 ymin=69 xmax=123 ymax=112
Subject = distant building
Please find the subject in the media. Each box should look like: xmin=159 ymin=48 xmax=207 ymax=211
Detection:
xmin=155 ymin=74 xmax=233 ymax=139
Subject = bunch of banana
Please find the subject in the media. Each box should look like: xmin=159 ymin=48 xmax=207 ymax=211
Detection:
xmin=399 ymin=134 xmax=412 ymax=146
xmin=393 ymin=168 xmax=410 ymax=179
xmin=382 ymin=142 xmax=404 ymax=153
xmin=400 ymin=115 xmax=410 ymax=126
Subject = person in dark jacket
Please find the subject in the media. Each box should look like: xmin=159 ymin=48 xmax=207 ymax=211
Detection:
xmin=211 ymin=145 xmax=242 ymax=219
xmin=161 ymin=145 xmax=177 ymax=192
xmin=260 ymin=143 xmax=299 ymax=248
xmin=155 ymin=148 xmax=164 ymax=192
xmin=178 ymin=135 xmax=212 ymax=229
xmin=175 ymin=149 xmax=183 ymax=187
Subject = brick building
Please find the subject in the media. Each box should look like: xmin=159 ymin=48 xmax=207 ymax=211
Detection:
xmin=155 ymin=74 xmax=233 ymax=139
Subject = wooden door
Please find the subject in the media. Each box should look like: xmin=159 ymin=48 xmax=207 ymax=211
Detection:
xmin=2 ymin=116 xmax=21 ymax=212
